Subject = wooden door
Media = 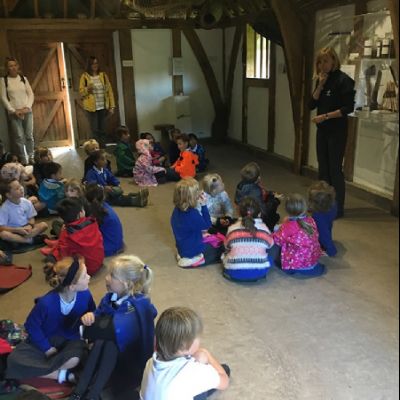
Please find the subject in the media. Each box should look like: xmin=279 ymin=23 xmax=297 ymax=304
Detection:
xmin=64 ymin=38 xmax=120 ymax=145
xmin=10 ymin=41 xmax=72 ymax=147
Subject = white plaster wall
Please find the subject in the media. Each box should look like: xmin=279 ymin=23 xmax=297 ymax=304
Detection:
xmin=131 ymin=30 xmax=172 ymax=136
xmin=274 ymin=45 xmax=295 ymax=160
xmin=182 ymin=30 xmax=223 ymax=138
xmin=226 ymin=27 xmax=243 ymax=142
xmin=247 ymin=87 xmax=269 ymax=150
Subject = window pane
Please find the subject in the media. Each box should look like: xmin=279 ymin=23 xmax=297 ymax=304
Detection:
xmin=261 ymin=37 xmax=267 ymax=79
xmin=256 ymin=33 xmax=261 ymax=79
xmin=246 ymin=25 xmax=270 ymax=80
xmin=246 ymin=25 xmax=255 ymax=78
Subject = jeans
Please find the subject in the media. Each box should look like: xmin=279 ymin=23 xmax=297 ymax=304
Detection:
xmin=203 ymin=243 xmax=223 ymax=266
xmin=316 ymin=129 xmax=347 ymax=216
xmin=9 ymin=112 xmax=34 ymax=163
xmin=87 ymin=109 xmax=108 ymax=148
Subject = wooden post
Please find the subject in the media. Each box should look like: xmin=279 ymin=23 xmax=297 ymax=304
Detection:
xmin=119 ymin=29 xmax=139 ymax=137
xmin=63 ymin=0 xmax=68 ymax=18
xmin=33 ymin=0 xmax=39 ymax=18
xmin=172 ymin=29 xmax=183 ymax=96
xmin=90 ymin=0 xmax=96 ymax=19
xmin=2 ymin=0 xmax=8 ymax=17
xmin=268 ymin=41 xmax=276 ymax=153
xmin=270 ymin=0 xmax=305 ymax=174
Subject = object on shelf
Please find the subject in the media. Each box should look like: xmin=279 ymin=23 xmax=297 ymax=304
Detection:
xmin=363 ymin=39 xmax=373 ymax=58
xmin=382 ymin=81 xmax=398 ymax=112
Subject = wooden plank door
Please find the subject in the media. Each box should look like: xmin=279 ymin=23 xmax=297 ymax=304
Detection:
xmin=10 ymin=41 xmax=72 ymax=147
xmin=64 ymin=38 xmax=120 ymax=145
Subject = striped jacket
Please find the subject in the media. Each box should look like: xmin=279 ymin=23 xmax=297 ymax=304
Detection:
xmin=223 ymin=218 xmax=274 ymax=281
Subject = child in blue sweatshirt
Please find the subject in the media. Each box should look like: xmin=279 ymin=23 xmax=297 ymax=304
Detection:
xmin=171 ymin=178 xmax=223 ymax=268
xmin=85 ymin=183 xmax=124 ymax=257
xmin=308 ymin=181 xmax=338 ymax=257
xmin=85 ymin=150 xmax=148 ymax=208
xmin=38 ymin=162 xmax=65 ymax=214
xmin=6 ymin=256 xmax=95 ymax=382
xmin=72 ymin=255 xmax=157 ymax=400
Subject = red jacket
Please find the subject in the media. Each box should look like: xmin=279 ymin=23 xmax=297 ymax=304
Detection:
xmin=52 ymin=217 xmax=104 ymax=276
xmin=172 ymin=150 xmax=199 ymax=178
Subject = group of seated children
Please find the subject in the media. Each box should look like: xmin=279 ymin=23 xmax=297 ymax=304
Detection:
xmin=4 ymin=255 xmax=230 ymax=400
xmin=170 ymin=162 xmax=338 ymax=280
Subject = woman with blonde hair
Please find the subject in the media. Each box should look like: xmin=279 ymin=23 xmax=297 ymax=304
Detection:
xmin=171 ymin=178 xmax=223 ymax=268
xmin=6 ymin=256 xmax=94 ymax=382
xmin=309 ymin=47 xmax=355 ymax=219
xmin=72 ymin=255 xmax=157 ymax=400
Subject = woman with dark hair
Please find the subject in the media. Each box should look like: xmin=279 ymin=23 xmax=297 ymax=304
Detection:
xmin=0 ymin=57 xmax=35 ymax=164
xmin=79 ymin=56 xmax=115 ymax=148
xmin=309 ymin=47 xmax=355 ymax=219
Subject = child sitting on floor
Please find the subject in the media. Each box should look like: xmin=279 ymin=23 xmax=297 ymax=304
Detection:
xmin=201 ymin=173 xmax=234 ymax=234
xmin=141 ymin=306 xmax=230 ymax=400
xmin=134 ymin=139 xmax=166 ymax=187
xmin=171 ymin=178 xmax=223 ymax=268
xmin=85 ymin=183 xmax=124 ymax=257
xmin=46 ymin=197 xmax=104 ymax=276
xmin=0 ymin=179 xmax=48 ymax=248
xmin=114 ymin=126 xmax=135 ymax=177
xmin=38 ymin=162 xmax=65 ymax=214
xmin=83 ymin=139 xmax=111 ymax=179
xmin=308 ymin=181 xmax=338 ymax=257
xmin=166 ymin=134 xmax=199 ymax=182
xmin=168 ymin=128 xmax=181 ymax=166
xmin=140 ymin=132 xmax=167 ymax=167
xmin=235 ymin=162 xmax=281 ymax=232
xmin=223 ymin=197 xmax=274 ymax=282
xmin=33 ymin=146 xmax=53 ymax=185
xmin=85 ymin=150 xmax=149 ymax=207
xmin=6 ymin=256 xmax=95 ymax=382
xmin=189 ymin=133 xmax=208 ymax=172
xmin=71 ymin=255 xmax=157 ymax=400
xmin=272 ymin=193 xmax=324 ymax=277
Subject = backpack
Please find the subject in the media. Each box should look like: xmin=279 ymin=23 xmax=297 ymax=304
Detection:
xmin=0 ymin=320 xmax=27 ymax=347
xmin=3 ymin=75 xmax=26 ymax=102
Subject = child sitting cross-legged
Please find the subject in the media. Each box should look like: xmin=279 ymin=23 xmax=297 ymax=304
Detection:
xmin=140 ymin=306 xmax=230 ymax=400
xmin=171 ymin=178 xmax=223 ymax=268
xmin=140 ymin=132 xmax=167 ymax=167
xmin=0 ymin=179 xmax=48 ymax=248
xmin=45 ymin=197 xmax=104 ymax=276
xmin=38 ymin=162 xmax=65 ymax=215
xmin=134 ymin=139 xmax=166 ymax=187
xmin=272 ymin=193 xmax=325 ymax=278
xmin=33 ymin=146 xmax=53 ymax=185
xmin=223 ymin=197 xmax=274 ymax=282
xmin=189 ymin=133 xmax=208 ymax=173
xmin=70 ymin=255 xmax=157 ymax=400
xmin=6 ymin=256 xmax=95 ymax=383
xmin=83 ymin=139 xmax=112 ymax=180
xmin=308 ymin=181 xmax=338 ymax=257
xmin=114 ymin=125 xmax=135 ymax=177
xmin=85 ymin=150 xmax=149 ymax=207
xmin=85 ymin=183 xmax=124 ymax=257
xmin=166 ymin=134 xmax=198 ymax=182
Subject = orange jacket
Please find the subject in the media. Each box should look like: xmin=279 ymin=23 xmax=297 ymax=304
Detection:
xmin=172 ymin=150 xmax=199 ymax=178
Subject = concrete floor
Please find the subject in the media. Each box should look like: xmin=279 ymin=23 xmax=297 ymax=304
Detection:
xmin=1 ymin=144 xmax=398 ymax=400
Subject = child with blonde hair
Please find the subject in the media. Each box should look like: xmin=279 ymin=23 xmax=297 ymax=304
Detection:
xmin=223 ymin=197 xmax=274 ymax=282
xmin=6 ymin=256 xmax=94 ymax=382
xmin=273 ymin=193 xmax=324 ymax=277
xmin=71 ymin=255 xmax=157 ymax=400
xmin=141 ymin=306 xmax=230 ymax=400
xmin=171 ymin=178 xmax=222 ymax=268
xmin=33 ymin=146 xmax=53 ymax=185
xmin=202 ymin=173 xmax=234 ymax=233
xmin=308 ymin=181 xmax=337 ymax=257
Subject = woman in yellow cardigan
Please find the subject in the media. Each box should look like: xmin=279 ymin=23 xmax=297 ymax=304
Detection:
xmin=79 ymin=56 xmax=115 ymax=148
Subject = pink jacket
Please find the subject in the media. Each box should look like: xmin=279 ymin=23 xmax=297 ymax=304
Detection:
xmin=273 ymin=217 xmax=322 ymax=270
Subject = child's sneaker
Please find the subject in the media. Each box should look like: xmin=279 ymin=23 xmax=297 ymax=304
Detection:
xmin=178 ymin=254 xmax=205 ymax=268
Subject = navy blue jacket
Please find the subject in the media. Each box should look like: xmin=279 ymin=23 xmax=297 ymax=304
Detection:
xmin=85 ymin=167 xmax=120 ymax=188
xmin=101 ymin=202 xmax=124 ymax=257
xmin=235 ymin=181 xmax=266 ymax=214
xmin=171 ymin=205 xmax=212 ymax=258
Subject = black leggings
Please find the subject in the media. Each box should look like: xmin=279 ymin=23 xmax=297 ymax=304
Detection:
xmin=74 ymin=340 xmax=119 ymax=400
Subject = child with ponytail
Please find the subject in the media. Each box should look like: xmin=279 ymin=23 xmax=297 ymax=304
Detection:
xmin=6 ymin=256 xmax=94 ymax=383
xmin=223 ymin=197 xmax=274 ymax=282
xmin=272 ymin=193 xmax=325 ymax=277
xmin=70 ymin=255 xmax=157 ymax=400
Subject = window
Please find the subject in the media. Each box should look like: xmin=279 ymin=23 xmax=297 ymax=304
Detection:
xmin=246 ymin=25 xmax=271 ymax=80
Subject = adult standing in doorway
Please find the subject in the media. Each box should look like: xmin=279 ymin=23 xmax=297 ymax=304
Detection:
xmin=79 ymin=56 xmax=115 ymax=148
xmin=0 ymin=57 xmax=35 ymax=164
xmin=309 ymin=47 xmax=355 ymax=219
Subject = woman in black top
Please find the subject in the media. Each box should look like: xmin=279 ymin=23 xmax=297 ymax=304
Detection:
xmin=309 ymin=47 xmax=355 ymax=218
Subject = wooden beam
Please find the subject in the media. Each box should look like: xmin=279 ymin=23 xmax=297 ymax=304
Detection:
xmin=267 ymin=41 xmax=276 ymax=153
xmin=119 ymin=29 xmax=139 ymax=137
xmin=33 ymin=0 xmax=39 ymax=18
xmin=270 ymin=0 xmax=305 ymax=174
xmin=90 ymin=0 xmax=96 ymax=19
xmin=389 ymin=0 xmax=399 ymax=68
xmin=392 ymin=150 xmax=399 ymax=216
xmin=2 ymin=0 xmax=8 ymax=17
xmin=172 ymin=29 xmax=183 ymax=96
xmin=63 ymin=0 xmax=68 ymax=18
xmin=242 ymin=27 xmax=247 ymax=144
